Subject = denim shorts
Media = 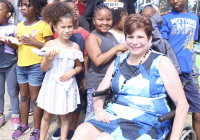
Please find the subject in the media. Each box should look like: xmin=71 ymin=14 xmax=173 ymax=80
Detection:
xmin=16 ymin=63 xmax=45 ymax=86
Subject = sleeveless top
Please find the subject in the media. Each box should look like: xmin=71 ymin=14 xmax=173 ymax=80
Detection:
xmin=37 ymin=41 xmax=84 ymax=114
xmin=88 ymin=51 xmax=171 ymax=140
xmin=85 ymin=31 xmax=118 ymax=89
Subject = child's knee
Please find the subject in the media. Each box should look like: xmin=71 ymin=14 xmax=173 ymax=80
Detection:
xmin=43 ymin=113 xmax=53 ymax=122
xmin=59 ymin=114 xmax=70 ymax=120
xmin=30 ymin=100 xmax=37 ymax=107
xmin=21 ymin=96 xmax=30 ymax=102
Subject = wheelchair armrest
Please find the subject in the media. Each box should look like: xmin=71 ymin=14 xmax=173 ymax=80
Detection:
xmin=158 ymin=110 xmax=175 ymax=122
xmin=92 ymin=89 xmax=110 ymax=97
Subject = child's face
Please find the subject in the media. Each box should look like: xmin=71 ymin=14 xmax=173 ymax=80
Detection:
xmin=142 ymin=6 xmax=156 ymax=17
xmin=93 ymin=9 xmax=113 ymax=34
xmin=67 ymin=2 xmax=80 ymax=22
xmin=54 ymin=17 xmax=74 ymax=40
xmin=0 ymin=2 xmax=9 ymax=24
xmin=118 ymin=13 xmax=128 ymax=30
xmin=20 ymin=0 xmax=37 ymax=18
xmin=167 ymin=0 xmax=186 ymax=13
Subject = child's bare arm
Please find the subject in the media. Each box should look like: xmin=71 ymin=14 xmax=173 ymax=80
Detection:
xmin=71 ymin=43 xmax=83 ymax=76
xmin=4 ymin=39 xmax=19 ymax=50
xmin=80 ymin=55 xmax=89 ymax=90
xmin=20 ymin=35 xmax=53 ymax=49
xmin=84 ymin=55 xmax=89 ymax=76
xmin=59 ymin=43 xmax=83 ymax=82
xmin=40 ymin=41 xmax=56 ymax=72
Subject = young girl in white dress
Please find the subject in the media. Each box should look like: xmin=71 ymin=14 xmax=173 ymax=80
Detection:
xmin=36 ymin=2 xmax=83 ymax=140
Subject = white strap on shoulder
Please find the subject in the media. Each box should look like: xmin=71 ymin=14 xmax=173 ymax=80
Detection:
xmin=50 ymin=40 xmax=55 ymax=47
xmin=72 ymin=42 xmax=75 ymax=49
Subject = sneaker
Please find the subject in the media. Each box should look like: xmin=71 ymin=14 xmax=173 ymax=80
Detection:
xmin=0 ymin=114 xmax=5 ymax=127
xmin=10 ymin=114 xmax=20 ymax=131
xmin=29 ymin=104 xmax=33 ymax=116
xmin=12 ymin=123 xmax=30 ymax=139
xmin=29 ymin=110 xmax=33 ymax=116
xmin=30 ymin=129 xmax=40 ymax=140
xmin=67 ymin=130 xmax=74 ymax=140
xmin=51 ymin=128 xmax=61 ymax=140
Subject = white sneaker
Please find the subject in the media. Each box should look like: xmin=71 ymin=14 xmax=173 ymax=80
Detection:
xmin=0 ymin=114 xmax=5 ymax=127
xmin=10 ymin=114 xmax=20 ymax=131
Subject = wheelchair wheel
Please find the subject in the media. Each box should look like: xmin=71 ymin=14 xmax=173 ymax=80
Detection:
xmin=180 ymin=129 xmax=196 ymax=140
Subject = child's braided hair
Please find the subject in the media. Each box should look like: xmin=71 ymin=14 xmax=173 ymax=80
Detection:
xmin=93 ymin=2 xmax=112 ymax=18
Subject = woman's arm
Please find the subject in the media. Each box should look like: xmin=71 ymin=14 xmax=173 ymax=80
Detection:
xmin=85 ymin=33 xmax=126 ymax=67
xmin=93 ymin=61 xmax=114 ymax=123
xmin=159 ymin=56 xmax=189 ymax=140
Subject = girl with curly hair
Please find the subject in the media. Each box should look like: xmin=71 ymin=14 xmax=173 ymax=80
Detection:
xmin=37 ymin=2 xmax=83 ymax=140
xmin=11 ymin=0 xmax=53 ymax=139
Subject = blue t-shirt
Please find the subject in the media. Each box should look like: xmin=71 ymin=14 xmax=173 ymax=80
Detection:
xmin=160 ymin=10 xmax=199 ymax=73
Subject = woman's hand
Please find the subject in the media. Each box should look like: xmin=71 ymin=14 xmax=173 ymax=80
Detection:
xmin=95 ymin=108 xmax=110 ymax=124
xmin=59 ymin=70 xmax=75 ymax=82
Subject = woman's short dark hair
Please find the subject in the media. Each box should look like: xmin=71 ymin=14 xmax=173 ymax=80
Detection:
xmin=124 ymin=14 xmax=152 ymax=39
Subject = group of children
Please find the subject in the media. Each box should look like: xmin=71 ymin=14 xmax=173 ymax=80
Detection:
xmin=0 ymin=0 xmax=200 ymax=140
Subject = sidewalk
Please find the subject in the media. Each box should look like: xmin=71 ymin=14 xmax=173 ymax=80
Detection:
xmin=0 ymin=83 xmax=192 ymax=140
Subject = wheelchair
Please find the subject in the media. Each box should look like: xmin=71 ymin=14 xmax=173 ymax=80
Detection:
xmin=89 ymin=80 xmax=196 ymax=140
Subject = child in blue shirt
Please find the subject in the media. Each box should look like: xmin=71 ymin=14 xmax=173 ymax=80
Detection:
xmin=159 ymin=0 xmax=200 ymax=138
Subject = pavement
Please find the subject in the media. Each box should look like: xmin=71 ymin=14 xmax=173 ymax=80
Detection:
xmin=0 ymin=83 xmax=192 ymax=140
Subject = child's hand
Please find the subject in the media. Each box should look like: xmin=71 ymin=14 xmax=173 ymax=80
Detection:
xmin=0 ymin=37 xmax=4 ymax=43
xmin=45 ymin=49 xmax=57 ymax=61
xmin=157 ymin=3 xmax=171 ymax=26
xmin=116 ymin=43 xmax=128 ymax=53
xmin=157 ymin=3 xmax=171 ymax=16
xmin=59 ymin=70 xmax=75 ymax=82
xmin=4 ymin=39 xmax=19 ymax=49
xmin=80 ymin=78 xmax=85 ymax=90
xmin=21 ymin=34 xmax=38 ymax=46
